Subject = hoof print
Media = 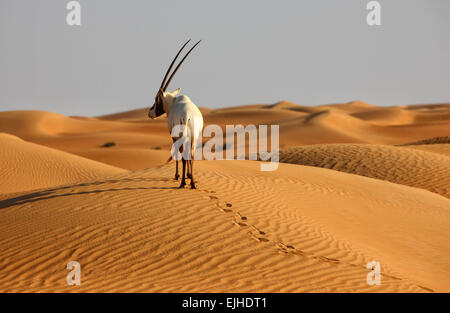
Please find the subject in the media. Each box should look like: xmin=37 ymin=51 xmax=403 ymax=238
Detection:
xmin=233 ymin=220 xmax=247 ymax=227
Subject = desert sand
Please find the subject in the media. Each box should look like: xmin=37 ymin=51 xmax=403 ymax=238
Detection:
xmin=279 ymin=144 xmax=450 ymax=199
xmin=0 ymin=101 xmax=449 ymax=292
xmin=0 ymin=133 xmax=125 ymax=194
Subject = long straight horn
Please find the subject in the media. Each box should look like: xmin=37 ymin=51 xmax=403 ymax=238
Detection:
xmin=163 ymin=40 xmax=202 ymax=91
xmin=159 ymin=39 xmax=191 ymax=91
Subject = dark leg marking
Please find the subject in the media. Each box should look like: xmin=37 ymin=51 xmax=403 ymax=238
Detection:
xmin=174 ymin=160 xmax=179 ymax=180
xmin=187 ymin=160 xmax=192 ymax=179
xmin=190 ymin=159 xmax=196 ymax=189
xmin=179 ymin=159 xmax=187 ymax=188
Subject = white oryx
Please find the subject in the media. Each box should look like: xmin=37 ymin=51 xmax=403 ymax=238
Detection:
xmin=148 ymin=39 xmax=204 ymax=189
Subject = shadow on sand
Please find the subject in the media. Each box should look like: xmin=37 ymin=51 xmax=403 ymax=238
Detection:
xmin=0 ymin=177 xmax=178 ymax=210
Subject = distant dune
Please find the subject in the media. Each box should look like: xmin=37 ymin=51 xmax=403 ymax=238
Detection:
xmin=96 ymin=108 xmax=149 ymax=121
xmin=97 ymin=107 xmax=212 ymax=121
xmin=0 ymin=161 xmax=449 ymax=292
xmin=0 ymin=133 xmax=126 ymax=194
xmin=70 ymin=147 xmax=170 ymax=171
xmin=0 ymin=102 xmax=448 ymax=170
xmin=279 ymin=144 xmax=450 ymax=199
xmin=0 ymin=110 xmax=170 ymax=170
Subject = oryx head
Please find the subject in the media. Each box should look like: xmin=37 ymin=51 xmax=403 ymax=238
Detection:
xmin=148 ymin=39 xmax=201 ymax=119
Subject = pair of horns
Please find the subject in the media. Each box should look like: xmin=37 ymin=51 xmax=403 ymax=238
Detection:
xmin=159 ymin=39 xmax=202 ymax=92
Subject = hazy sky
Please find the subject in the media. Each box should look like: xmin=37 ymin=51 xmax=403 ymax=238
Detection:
xmin=0 ymin=0 xmax=449 ymax=116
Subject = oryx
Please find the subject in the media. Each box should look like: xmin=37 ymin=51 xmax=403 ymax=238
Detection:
xmin=148 ymin=39 xmax=204 ymax=189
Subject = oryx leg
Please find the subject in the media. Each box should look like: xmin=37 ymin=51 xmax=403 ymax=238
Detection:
xmin=186 ymin=159 xmax=191 ymax=179
xmin=179 ymin=159 xmax=187 ymax=188
xmin=179 ymin=144 xmax=186 ymax=188
xmin=175 ymin=160 xmax=179 ymax=180
xmin=189 ymin=159 xmax=196 ymax=189
xmin=186 ymin=136 xmax=192 ymax=178
xmin=189 ymin=144 xmax=196 ymax=189
xmin=172 ymin=137 xmax=179 ymax=180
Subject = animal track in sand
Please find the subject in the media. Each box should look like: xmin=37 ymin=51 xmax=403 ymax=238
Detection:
xmin=200 ymin=187 xmax=347 ymax=265
xmin=235 ymin=212 xmax=247 ymax=221
xmin=194 ymin=187 xmax=436 ymax=292
xmin=232 ymin=217 xmax=248 ymax=227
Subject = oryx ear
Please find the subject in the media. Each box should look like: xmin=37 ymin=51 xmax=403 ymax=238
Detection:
xmin=169 ymin=88 xmax=180 ymax=97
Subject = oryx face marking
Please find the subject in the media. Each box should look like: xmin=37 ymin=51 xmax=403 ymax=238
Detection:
xmin=148 ymin=91 xmax=165 ymax=119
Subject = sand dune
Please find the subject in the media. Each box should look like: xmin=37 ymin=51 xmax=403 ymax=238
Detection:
xmin=318 ymin=101 xmax=376 ymax=113
xmin=0 ymin=110 xmax=170 ymax=170
xmin=68 ymin=148 xmax=170 ymax=171
xmin=405 ymin=144 xmax=450 ymax=158
xmin=0 ymin=102 xmax=449 ymax=170
xmin=0 ymin=110 xmax=119 ymax=139
xmin=0 ymin=133 xmax=126 ymax=194
xmin=97 ymin=107 xmax=212 ymax=121
xmin=350 ymin=106 xmax=416 ymax=125
xmin=398 ymin=137 xmax=450 ymax=158
xmin=406 ymin=103 xmax=450 ymax=123
xmin=0 ymin=102 xmax=449 ymax=293
xmin=0 ymin=160 xmax=449 ymax=292
xmin=97 ymin=108 xmax=149 ymax=121
xmin=279 ymin=144 xmax=450 ymax=199
xmin=400 ymin=136 xmax=450 ymax=146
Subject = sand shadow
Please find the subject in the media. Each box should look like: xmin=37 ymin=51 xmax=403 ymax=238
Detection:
xmin=0 ymin=177 xmax=177 ymax=210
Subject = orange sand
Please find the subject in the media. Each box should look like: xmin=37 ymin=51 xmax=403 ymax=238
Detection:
xmin=0 ymin=102 xmax=449 ymax=292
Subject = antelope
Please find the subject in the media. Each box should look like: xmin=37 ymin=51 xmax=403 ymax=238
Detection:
xmin=148 ymin=39 xmax=204 ymax=189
